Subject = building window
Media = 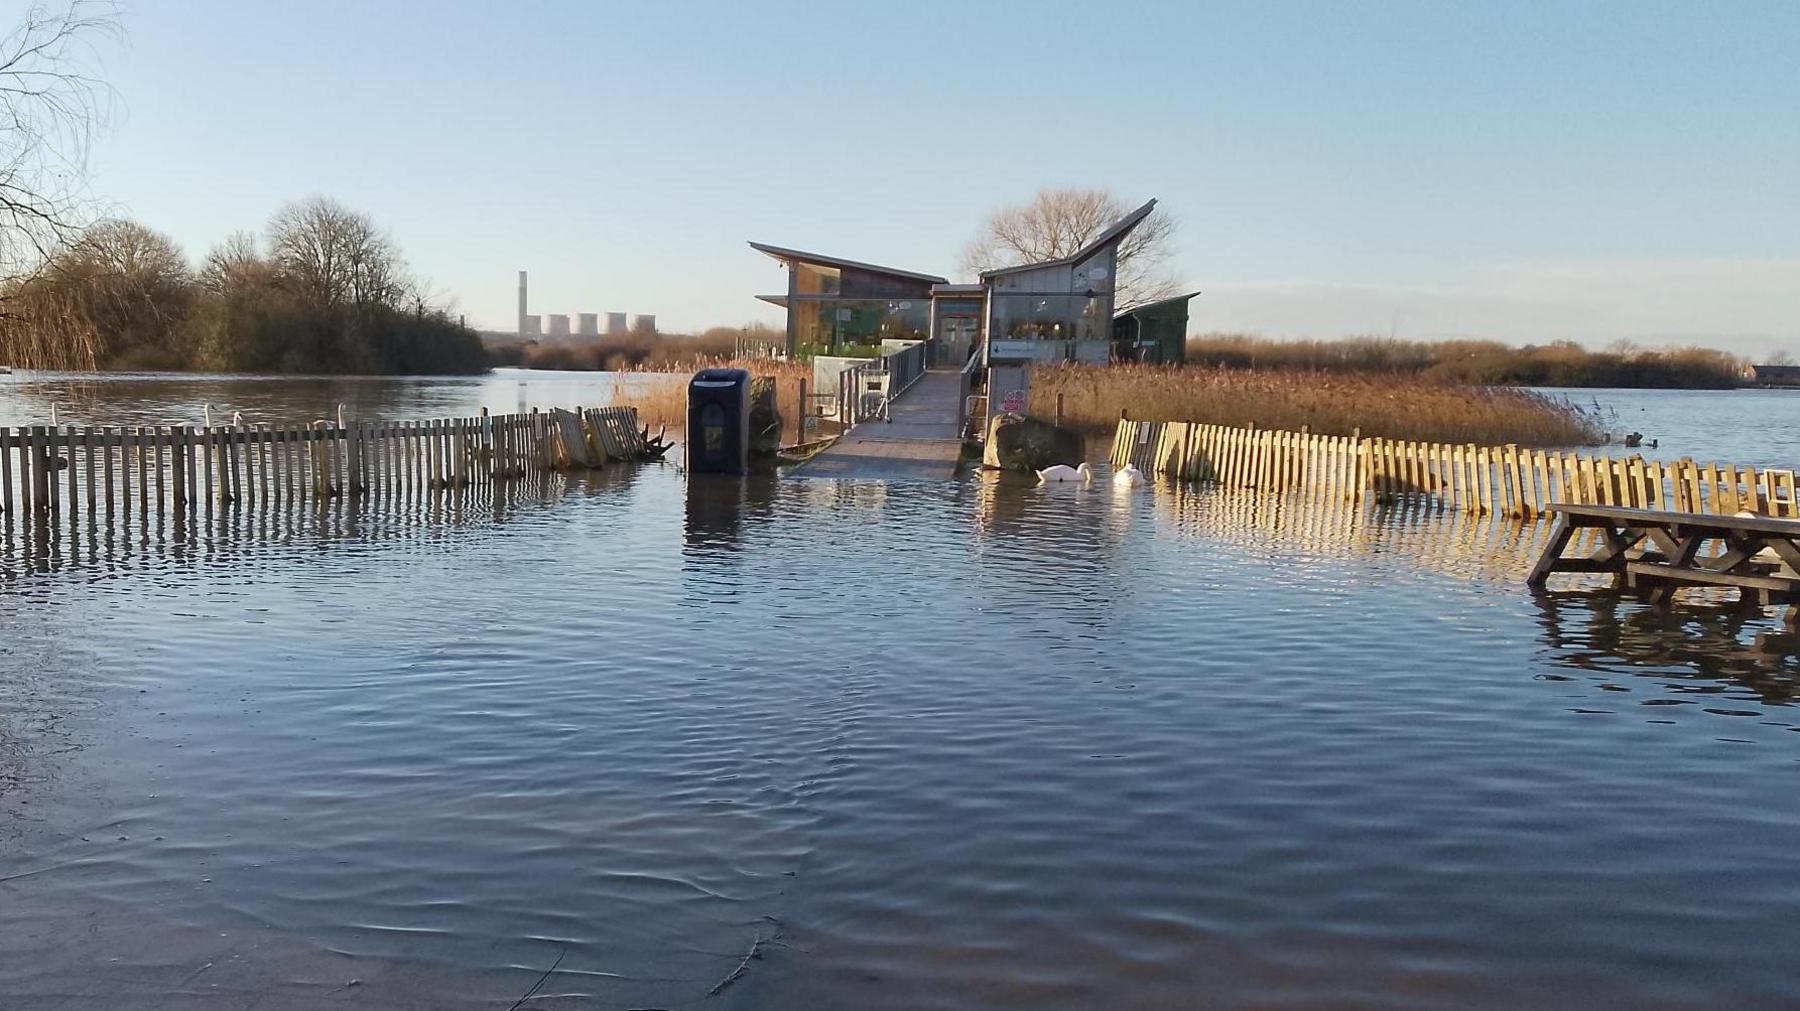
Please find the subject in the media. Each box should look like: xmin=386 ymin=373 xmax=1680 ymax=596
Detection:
xmin=794 ymin=263 xmax=840 ymax=296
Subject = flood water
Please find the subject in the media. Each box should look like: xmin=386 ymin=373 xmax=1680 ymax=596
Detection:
xmin=4 ymin=373 xmax=1800 ymax=1009
xmin=0 ymin=366 xmax=665 ymax=430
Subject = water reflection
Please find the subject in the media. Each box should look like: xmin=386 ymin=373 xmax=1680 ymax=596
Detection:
xmin=1151 ymin=481 xmax=1554 ymax=585
xmin=0 ymin=368 xmax=666 ymax=428
xmin=1532 ymin=590 xmax=1800 ymax=703
xmin=11 ymin=463 xmax=1800 ymax=1008
xmin=683 ymin=473 xmax=780 ymax=553
xmin=0 ymin=468 xmax=646 ymax=579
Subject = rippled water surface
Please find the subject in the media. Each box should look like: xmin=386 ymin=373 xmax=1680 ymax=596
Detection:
xmin=4 ymin=388 xmax=1800 ymax=1007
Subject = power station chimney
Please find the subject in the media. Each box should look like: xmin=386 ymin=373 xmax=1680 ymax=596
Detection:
xmin=517 ymin=271 xmax=528 ymax=337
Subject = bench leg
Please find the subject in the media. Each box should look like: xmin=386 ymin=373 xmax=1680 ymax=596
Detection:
xmin=1526 ymin=515 xmax=1575 ymax=589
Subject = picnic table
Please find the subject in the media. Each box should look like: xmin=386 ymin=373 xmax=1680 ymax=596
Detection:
xmin=1528 ymin=504 xmax=1800 ymax=622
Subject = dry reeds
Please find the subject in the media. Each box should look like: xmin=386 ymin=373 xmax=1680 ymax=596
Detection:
xmin=1030 ymin=363 xmax=1605 ymax=447
xmin=606 ymin=357 xmax=812 ymax=436
xmin=1184 ymin=332 xmax=1744 ymax=389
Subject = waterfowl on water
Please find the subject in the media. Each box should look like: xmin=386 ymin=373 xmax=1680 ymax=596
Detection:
xmin=1733 ymin=512 xmax=1793 ymax=566
xmin=1037 ymin=462 xmax=1092 ymax=485
xmin=1114 ymin=465 xmax=1148 ymax=488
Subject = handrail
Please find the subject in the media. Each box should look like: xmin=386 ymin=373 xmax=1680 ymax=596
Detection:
xmin=828 ymin=340 xmax=933 ymax=432
xmin=957 ymin=341 xmax=983 ymax=435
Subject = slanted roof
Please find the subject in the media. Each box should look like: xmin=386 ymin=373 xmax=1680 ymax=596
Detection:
xmin=980 ymin=198 xmax=1159 ymax=279
xmin=1115 ymin=290 xmax=1201 ymax=319
xmin=747 ymin=241 xmax=946 ymax=284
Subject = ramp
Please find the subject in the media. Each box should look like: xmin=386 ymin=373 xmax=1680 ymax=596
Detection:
xmin=797 ymin=370 xmax=965 ymax=481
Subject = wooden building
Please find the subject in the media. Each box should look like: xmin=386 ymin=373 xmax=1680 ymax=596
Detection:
xmin=1750 ymin=364 xmax=1800 ymax=387
xmin=749 ymin=243 xmax=943 ymax=358
xmin=748 ymin=197 xmax=1170 ymax=370
xmin=1113 ymin=291 xmax=1201 ymax=365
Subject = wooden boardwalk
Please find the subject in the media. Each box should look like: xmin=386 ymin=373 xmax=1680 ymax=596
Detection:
xmin=798 ymin=370 xmax=965 ymax=481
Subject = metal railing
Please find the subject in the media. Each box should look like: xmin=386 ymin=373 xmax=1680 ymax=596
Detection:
xmin=826 ymin=340 xmax=932 ymax=430
xmin=957 ymin=341 xmax=983 ymax=437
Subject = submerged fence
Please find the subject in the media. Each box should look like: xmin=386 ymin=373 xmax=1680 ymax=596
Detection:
xmin=1112 ymin=418 xmax=1797 ymax=519
xmin=0 ymin=405 xmax=649 ymax=525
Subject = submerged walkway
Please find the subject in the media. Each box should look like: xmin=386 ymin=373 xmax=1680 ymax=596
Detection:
xmin=798 ymin=370 xmax=965 ymax=481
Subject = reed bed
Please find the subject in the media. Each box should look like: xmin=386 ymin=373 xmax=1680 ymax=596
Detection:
xmin=1030 ymin=364 xmax=1605 ymax=447
xmin=607 ymin=358 xmax=812 ymax=436
xmin=1184 ymin=332 xmax=1744 ymax=389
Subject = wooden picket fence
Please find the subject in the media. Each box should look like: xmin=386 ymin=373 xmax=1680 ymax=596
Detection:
xmin=1112 ymin=418 xmax=1798 ymax=519
xmin=0 ymin=405 xmax=648 ymax=524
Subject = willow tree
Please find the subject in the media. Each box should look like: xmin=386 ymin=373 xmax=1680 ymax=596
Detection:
xmin=0 ymin=1 xmax=121 ymax=369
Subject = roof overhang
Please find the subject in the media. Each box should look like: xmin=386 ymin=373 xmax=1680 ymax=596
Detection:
xmin=980 ymin=198 xmax=1159 ymax=279
xmin=1115 ymin=289 xmax=1202 ymax=318
xmin=748 ymin=241 xmax=946 ymax=284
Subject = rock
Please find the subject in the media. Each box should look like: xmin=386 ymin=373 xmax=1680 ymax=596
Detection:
xmin=982 ymin=413 xmax=1085 ymax=472
xmin=749 ymin=376 xmax=782 ymax=455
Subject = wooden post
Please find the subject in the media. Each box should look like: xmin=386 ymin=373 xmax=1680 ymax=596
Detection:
xmin=0 ymin=426 xmax=13 ymax=520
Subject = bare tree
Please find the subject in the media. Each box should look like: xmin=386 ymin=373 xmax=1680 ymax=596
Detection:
xmin=267 ymin=196 xmax=408 ymax=312
xmin=959 ymin=187 xmax=1182 ymax=309
xmin=0 ymin=1 xmax=119 ymax=284
xmin=198 ymin=230 xmax=268 ymax=295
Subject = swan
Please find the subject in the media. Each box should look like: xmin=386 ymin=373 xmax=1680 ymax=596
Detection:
xmin=1037 ymin=462 xmax=1092 ymax=484
xmin=1114 ymin=464 xmax=1148 ymax=488
xmin=1734 ymin=511 xmax=1790 ymax=566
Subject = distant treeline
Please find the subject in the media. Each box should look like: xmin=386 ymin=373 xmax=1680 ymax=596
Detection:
xmin=0 ymin=198 xmax=488 ymax=375
xmin=1184 ymin=334 xmax=1746 ymax=389
xmin=487 ymin=323 xmax=786 ymax=372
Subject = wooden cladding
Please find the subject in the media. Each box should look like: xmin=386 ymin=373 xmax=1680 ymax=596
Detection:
xmin=1111 ymin=419 xmax=1796 ymax=520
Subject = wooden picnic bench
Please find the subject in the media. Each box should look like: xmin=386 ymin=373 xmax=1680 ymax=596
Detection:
xmin=1528 ymin=503 xmax=1800 ymax=622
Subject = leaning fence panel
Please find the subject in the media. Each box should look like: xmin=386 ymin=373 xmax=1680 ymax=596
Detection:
xmin=1112 ymin=417 xmax=1790 ymax=521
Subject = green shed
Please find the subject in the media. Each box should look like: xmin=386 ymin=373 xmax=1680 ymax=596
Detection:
xmin=1112 ymin=291 xmax=1199 ymax=364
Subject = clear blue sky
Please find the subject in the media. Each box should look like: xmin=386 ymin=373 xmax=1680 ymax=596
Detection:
xmin=88 ymin=0 xmax=1799 ymax=353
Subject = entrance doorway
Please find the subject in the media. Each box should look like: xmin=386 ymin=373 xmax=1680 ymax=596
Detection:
xmin=940 ymin=316 xmax=978 ymax=364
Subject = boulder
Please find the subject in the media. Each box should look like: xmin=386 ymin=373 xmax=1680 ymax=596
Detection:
xmin=748 ymin=376 xmax=782 ymax=455
xmin=982 ymin=413 xmax=1085 ymax=472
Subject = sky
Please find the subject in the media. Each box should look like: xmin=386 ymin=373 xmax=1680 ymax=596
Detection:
xmin=76 ymin=0 xmax=1800 ymax=354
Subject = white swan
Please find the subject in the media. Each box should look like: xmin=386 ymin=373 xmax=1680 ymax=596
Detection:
xmin=1037 ymin=462 xmax=1093 ymax=484
xmin=1114 ymin=464 xmax=1148 ymax=488
xmin=1735 ymin=512 xmax=1787 ymax=565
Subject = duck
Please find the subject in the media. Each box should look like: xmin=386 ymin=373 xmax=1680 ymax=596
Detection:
xmin=1037 ymin=462 xmax=1092 ymax=484
xmin=1114 ymin=464 xmax=1148 ymax=488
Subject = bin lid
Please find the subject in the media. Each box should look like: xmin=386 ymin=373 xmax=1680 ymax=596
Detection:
xmin=690 ymin=367 xmax=751 ymax=389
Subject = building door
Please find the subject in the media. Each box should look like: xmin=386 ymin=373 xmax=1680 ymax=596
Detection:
xmin=942 ymin=316 xmax=976 ymax=363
